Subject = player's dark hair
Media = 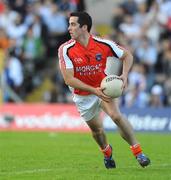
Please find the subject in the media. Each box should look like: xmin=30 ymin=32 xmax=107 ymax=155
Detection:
xmin=70 ymin=12 xmax=92 ymax=32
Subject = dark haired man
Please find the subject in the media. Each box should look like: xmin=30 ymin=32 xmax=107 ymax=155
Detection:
xmin=58 ymin=12 xmax=150 ymax=169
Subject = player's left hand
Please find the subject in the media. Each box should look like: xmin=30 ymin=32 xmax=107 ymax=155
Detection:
xmin=119 ymin=74 xmax=128 ymax=90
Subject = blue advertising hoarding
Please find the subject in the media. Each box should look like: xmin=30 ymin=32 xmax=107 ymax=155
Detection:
xmin=103 ymin=107 xmax=171 ymax=132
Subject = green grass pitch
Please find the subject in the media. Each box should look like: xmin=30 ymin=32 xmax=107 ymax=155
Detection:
xmin=0 ymin=132 xmax=171 ymax=180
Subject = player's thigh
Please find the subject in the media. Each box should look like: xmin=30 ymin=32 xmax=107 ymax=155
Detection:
xmin=100 ymin=99 xmax=121 ymax=118
xmin=86 ymin=115 xmax=103 ymax=132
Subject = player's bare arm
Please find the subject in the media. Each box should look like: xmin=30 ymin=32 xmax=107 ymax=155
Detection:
xmin=119 ymin=49 xmax=133 ymax=89
xmin=60 ymin=66 xmax=111 ymax=102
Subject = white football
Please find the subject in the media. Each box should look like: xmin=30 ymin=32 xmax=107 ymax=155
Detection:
xmin=101 ymin=75 xmax=123 ymax=98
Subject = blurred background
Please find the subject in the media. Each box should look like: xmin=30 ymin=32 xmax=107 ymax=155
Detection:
xmin=1 ymin=0 xmax=171 ymax=106
xmin=0 ymin=0 xmax=171 ymax=132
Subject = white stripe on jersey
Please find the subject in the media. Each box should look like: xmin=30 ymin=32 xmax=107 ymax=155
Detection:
xmin=59 ymin=40 xmax=76 ymax=69
xmin=93 ymin=36 xmax=124 ymax=58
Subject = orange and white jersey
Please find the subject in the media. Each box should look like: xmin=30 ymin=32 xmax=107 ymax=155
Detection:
xmin=58 ymin=35 xmax=124 ymax=95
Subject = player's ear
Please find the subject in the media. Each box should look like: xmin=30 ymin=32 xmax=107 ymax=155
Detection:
xmin=82 ymin=24 xmax=88 ymax=31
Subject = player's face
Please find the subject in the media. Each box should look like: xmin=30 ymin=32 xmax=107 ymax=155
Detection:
xmin=68 ymin=16 xmax=83 ymax=40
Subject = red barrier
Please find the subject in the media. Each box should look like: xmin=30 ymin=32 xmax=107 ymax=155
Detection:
xmin=0 ymin=104 xmax=90 ymax=132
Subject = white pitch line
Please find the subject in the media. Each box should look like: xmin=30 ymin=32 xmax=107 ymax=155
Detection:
xmin=0 ymin=164 xmax=170 ymax=176
xmin=0 ymin=168 xmax=53 ymax=176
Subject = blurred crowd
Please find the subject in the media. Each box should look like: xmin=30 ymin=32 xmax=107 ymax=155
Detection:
xmin=110 ymin=0 xmax=171 ymax=108
xmin=0 ymin=0 xmax=85 ymax=102
xmin=0 ymin=0 xmax=171 ymax=108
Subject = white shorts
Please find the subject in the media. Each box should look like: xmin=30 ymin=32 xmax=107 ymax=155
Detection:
xmin=73 ymin=94 xmax=102 ymax=121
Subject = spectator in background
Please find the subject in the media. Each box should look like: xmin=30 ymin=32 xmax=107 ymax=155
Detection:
xmin=120 ymin=0 xmax=137 ymax=15
xmin=142 ymin=1 xmax=161 ymax=43
xmin=42 ymin=2 xmax=69 ymax=57
xmin=123 ymin=63 xmax=149 ymax=108
xmin=10 ymin=0 xmax=27 ymax=18
xmin=6 ymin=13 xmax=28 ymax=47
xmin=158 ymin=0 xmax=171 ymax=32
xmin=36 ymin=0 xmax=53 ymax=24
xmin=24 ymin=3 xmax=49 ymax=46
xmin=164 ymin=78 xmax=171 ymax=106
xmin=124 ymin=83 xmax=149 ymax=108
xmin=134 ymin=36 xmax=158 ymax=89
xmin=0 ymin=3 xmax=19 ymax=30
xmin=45 ymin=3 xmax=68 ymax=35
xmin=22 ymin=25 xmax=45 ymax=71
xmin=159 ymin=38 xmax=171 ymax=76
xmin=56 ymin=0 xmax=86 ymax=12
xmin=149 ymin=84 xmax=164 ymax=107
xmin=0 ymin=28 xmax=11 ymax=50
xmin=57 ymin=0 xmax=77 ymax=17
xmin=133 ymin=2 xmax=147 ymax=27
xmin=119 ymin=14 xmax=142 ymax=42
xmin=112 ymin=5 xmax=125 ymax=31
xmin=128 ymin=63 xmax=147 ymax=91
xmin=4 ymin=49 xmax=23 ymax=102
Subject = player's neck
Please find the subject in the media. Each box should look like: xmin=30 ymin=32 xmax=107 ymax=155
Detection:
xmin=77 ymin=33 xmax=90 ymax=47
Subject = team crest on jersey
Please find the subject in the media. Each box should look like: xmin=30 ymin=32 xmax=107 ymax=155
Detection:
xmin=95 ymin=53 xmax=102 ymax=61
xmin=74 ymin=57 xmax=83 ymax=64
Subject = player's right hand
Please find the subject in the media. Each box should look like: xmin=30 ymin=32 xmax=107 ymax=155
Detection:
xmin=93 ymin=87 xmax=112 ymax=103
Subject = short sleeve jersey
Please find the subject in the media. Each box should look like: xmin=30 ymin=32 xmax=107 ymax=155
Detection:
xmin=58 ymin=35 xmax=124 ymax=95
